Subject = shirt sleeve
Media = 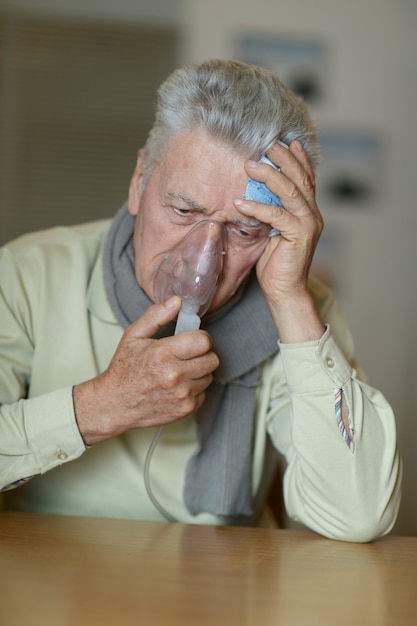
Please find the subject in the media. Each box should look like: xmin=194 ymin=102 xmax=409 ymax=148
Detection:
xmin=0 ymin=388 xmax=86 ymax=490
xmin=0 ymin=243 xmax=85 ymax=491
xmin=264 ymin=295 xmax=402 ymax=542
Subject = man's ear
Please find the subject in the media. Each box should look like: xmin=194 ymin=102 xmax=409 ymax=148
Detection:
xmin=127 ymin=149 xmax=145 ymax=216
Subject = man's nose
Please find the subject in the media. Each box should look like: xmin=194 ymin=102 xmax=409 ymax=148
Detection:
xmin=153 ymin=219 xmax=227 ymax=316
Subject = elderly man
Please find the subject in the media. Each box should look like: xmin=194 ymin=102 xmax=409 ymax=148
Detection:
xmin=0 ymin=59 xmax=401 ymax=541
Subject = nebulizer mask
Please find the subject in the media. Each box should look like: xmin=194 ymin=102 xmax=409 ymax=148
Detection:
xmin=153 ymin=220 xmax=227 ymax=334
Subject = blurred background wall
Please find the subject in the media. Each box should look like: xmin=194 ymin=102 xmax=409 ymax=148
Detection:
xmin=0 ymin=0 xmax=415 ymax=535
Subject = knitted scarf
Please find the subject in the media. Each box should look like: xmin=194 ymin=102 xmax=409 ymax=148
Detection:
xmin=103 ymin=204 xmax=279 ymax=518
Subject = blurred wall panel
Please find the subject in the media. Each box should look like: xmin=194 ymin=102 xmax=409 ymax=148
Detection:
xmin=0 ymin=12 xmax=178 ymax=244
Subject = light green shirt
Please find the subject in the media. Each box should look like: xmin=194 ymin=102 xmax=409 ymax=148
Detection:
xmin=0 ymin=220 xmax=402 ymax=541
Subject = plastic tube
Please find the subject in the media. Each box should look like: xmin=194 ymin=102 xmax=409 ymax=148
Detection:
xmin=174 ymin=306 xmax=201 ymax=334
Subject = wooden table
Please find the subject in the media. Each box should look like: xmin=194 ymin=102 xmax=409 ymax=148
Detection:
xmin=0 ymin=512 xmax=416 ymax=625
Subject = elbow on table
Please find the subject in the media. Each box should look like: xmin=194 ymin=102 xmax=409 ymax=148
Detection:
xmin=342 ymin=465 xmax=403 ymax=543
xmin=332 ymin=517 xmax=395 ymax=544
xmin=321 ymin=496 xmax=402 ymax=543
xmin=290 ymin=493 xmax=402 ymax=543
xmin=285 ymin=454 xmax=403 ymax=542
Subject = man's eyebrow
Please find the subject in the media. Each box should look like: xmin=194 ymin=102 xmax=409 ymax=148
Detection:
xmin=166 ymin=192 xmax=207 ymax=213
xmin=231 ymin=217 xmax=264 ymax=228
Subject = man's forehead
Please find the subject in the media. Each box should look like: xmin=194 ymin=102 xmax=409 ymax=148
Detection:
xmin=159 ymin=130 xmax=249 ymax=184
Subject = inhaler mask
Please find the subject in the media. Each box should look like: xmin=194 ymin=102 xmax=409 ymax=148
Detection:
xmin=153 ymin=220 xmax=227 ymax=334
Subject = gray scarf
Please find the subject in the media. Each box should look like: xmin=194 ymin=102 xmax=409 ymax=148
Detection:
xmin=103 ymin=204 xmax=279 ymax=518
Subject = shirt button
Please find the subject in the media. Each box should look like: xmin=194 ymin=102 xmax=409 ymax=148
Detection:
xmin=56 ymin=450 xmax=68 ymax=461
xmin=325 ymin=356 xmax=335 ymax=369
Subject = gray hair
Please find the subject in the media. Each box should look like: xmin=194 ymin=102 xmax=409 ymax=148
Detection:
xmin=142 ymin=58 xmax=319 ymax=181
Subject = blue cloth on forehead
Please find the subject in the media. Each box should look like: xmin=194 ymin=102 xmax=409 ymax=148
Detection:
xmin=244 ymin=156 xmax=283 ymax=207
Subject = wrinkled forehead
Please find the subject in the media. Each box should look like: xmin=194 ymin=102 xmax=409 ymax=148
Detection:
xmin=153 ymin=131 xmax=249 ymax=204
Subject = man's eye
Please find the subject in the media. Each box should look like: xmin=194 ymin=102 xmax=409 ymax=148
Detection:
xmin=227 ymin=224 xmax=258 ymax=244
xmin=226 ymin=223 xmax=271 ymax=248
xmin=229 ymin=224 xmax=262 ymax=239
xmin=174 ymin=208 xmax=192 ymax=216
xmin=170 ymin=207 xmax=198 ymax=223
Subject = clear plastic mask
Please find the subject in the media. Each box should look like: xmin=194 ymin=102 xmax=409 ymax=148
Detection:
xmin=153 ymin=220 xmax=227 ymax=333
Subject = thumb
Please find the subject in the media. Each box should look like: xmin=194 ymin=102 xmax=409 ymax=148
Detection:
xmin=132 ymin=296 xmax=182 ymax=338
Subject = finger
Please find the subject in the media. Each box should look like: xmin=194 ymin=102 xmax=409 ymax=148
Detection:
xmin=243 ymin=160 xmax=297 ymax=215
xmin=271 ymin=140 xmax=315 ymax=181
xmin=267 ymin=141 xmax=316 ymax=208
xmin=234 ymin=196 xmax=289 ymax=234
xmin=190 ymin=372 xmax=215 ymax=395
xmin=130 ymin=296 xmax=181 ymax=339
xmin=290 ymin=140 xmax=315 ymax=179
xmin=245 ymin=142 xmax=315 ymax=212
xmin=165 ymin=332 xmax=219 ymax=365
xmin=241 ymin=162 xmax=316 ymax=228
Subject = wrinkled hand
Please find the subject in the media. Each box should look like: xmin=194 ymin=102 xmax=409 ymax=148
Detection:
xmin=73 ymin=296 xmax=219 ymax=445
xmin=235 ymin=140 xmax=325 ymax=341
